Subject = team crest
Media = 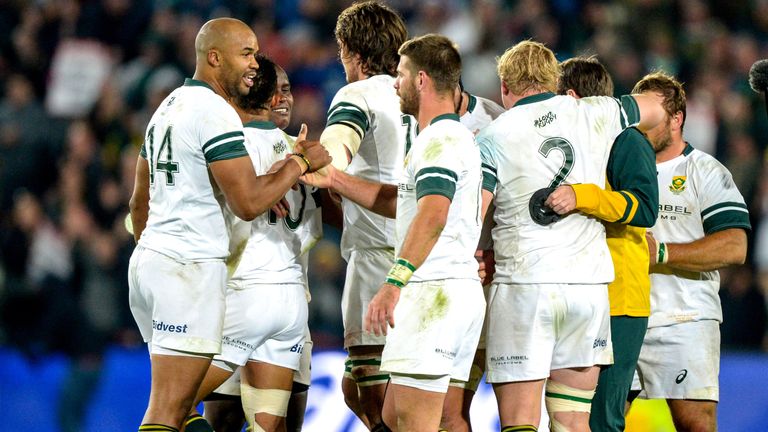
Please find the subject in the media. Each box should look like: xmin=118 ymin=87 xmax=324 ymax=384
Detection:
xmin=274 ymin=140 xmax=287 ymax=154
xmin=669 ymin=176 xmax=686 ymax=194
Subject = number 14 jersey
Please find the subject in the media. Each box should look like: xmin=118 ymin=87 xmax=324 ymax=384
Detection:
xmin=477 ymin=92 xmax=638 ymax=284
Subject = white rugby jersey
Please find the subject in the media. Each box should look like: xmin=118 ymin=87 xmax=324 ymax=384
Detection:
xmin=397 ymin=114 xmax=481 ymax=282
xmin=227 ymin=121 xmax=322 ymax=285
xmin=461 ymin=93 xmax=505 ymax=250
xmin=139 ymin=79 xmax=248 ymax=261
xmin=478 ymin=92 xmax=639 ymax=284
xmin=325 ymin=74 xmax=410 ymax=259
xmin=460 ymin=93 xmax=506 ymax=135
xmin=649 ymin=144 xmax=750 ymax=328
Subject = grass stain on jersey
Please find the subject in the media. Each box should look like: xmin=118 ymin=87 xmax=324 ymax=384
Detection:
xmin=423 ymin=138 xmax=445 ymax=161
xmin=419 ymin=285 xmax=449 ymax=330
xmin=226 ymin=239 xmax=248 ymax=277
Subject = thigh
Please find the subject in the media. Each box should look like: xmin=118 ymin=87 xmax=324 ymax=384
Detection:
xmin=342 ymin=248 xmax=393 ymax=348
xmin=667 ymin=399 xmax=717 ymax=432
xmin=636 ymin=320 xmax=720 ymax=401
xmin=552 ymin=284 xmax=612 ymax=370
xmin=493 ymin=379 xmax=546 ymax=427
xmin=134 ymin=248 xmax=227 ymax=354
xmin=485 ymin=283 xmax=555 ymax=383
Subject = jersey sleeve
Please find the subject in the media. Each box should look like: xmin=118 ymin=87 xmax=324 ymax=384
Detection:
xmin=198 ymin=103 xmax=248 ymax=163
xmin=697 ymin=156 xmax=751 ymax=234
xmin=412 ymin=130 xmax=464 ymax=201
xmin=477 ymin=131 xmax=499 ymax=194
xmin=571 ymin=128 xmax=658 ymax=227
xmin=618 ymin=95 xmax=640 ymax=127
xmin=325 ymin=85 xmax=371 ymax=147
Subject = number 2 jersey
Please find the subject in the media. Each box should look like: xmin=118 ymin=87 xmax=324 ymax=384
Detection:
xmin=226 ymin=121 xmax=322 ymax=286
xmin=649 ymin=144 xmax=750 ymax=327
xmin=139 ymin=79 xmax=248 ymax=261
xmin=478 ymin=92 xmax=639 ymax=284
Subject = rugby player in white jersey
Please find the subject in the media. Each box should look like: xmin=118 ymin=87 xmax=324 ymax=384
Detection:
xmin=476 ymin=40 xmax=665 ymax=432
xmin=202 ymin=58 xmax=318 ymax=432
xmin=182 ymin=55 xmax=322 ymax=432
xmin=305 ymin=33 xmax=485 ymax=431
xmin=627 ymin=72 xmax=749 ymax=432
xmin=441 ymin=82 xmax=505 ymax=432
xmin=316 ymin=2 xmax=409 ymax=430
xmin=127 ymin=18 xmax=330 ymax=432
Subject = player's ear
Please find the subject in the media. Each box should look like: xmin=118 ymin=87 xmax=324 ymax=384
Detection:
xmin=501 ymin=80 xmax=510 ymax=96
xmin=208 ymin=49 xmax=220 ymax=66
xmin=566 ymin=89 xmax=579 ymax=98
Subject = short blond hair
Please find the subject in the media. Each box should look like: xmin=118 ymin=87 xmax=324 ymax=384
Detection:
xmin=497 ymin=40 xmax=560 ymax=95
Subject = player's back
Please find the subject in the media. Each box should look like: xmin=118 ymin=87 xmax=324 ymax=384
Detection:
xmin=479 ymin=93 xmax=629 ymax=284
xmin=326 ymin=74 xmax=408 ymax=258
xmin=140 ymin=79 xmax=246 ymax=261
xmin=461 ymin=93 xmax=506 ymax=134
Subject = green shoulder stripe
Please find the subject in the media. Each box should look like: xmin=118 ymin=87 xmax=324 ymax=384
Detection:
xmin=327 ymin=102 xmax=369 ymax=136
xmin=702 ymin=202 xmax=751 ymax=234
xmin=415 ymin=167 xmax=457 ymax=201
xmin=619 ymin=94 xmax=640 ymax=126
xmin=205 ymin=140 xmax=248 ymax=162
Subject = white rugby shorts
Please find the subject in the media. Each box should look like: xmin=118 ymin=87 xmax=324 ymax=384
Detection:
xmin=342 ymin=248 xmax=394 ymax=348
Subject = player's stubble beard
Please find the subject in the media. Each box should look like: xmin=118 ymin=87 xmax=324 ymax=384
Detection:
xmin=399 ymin=78 xmax=419 ymax=117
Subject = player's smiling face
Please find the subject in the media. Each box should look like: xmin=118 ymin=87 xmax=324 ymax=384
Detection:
xmin=270 ymin=67 xmax=293 ymax=130
xmin=220 ymin=31 xmax=259 ymax=97
xmin=395 ymin=56 xmax=418 ymax=116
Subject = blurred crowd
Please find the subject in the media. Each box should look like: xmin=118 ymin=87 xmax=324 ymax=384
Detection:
xmin=1 ymin=0 xmax=767 ymax=379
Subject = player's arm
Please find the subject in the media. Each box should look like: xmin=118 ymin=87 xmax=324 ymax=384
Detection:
xmin=301 ymin=164 xmax=397 ymax=218
xmin=212 ymin=132 xmax=331 ymax=221
xmin=128 ymin=155 xmax=150 ymax=243
xmin=547 ymin=128 xmax=658 ymax=227
xmin=647 ymin=228 xmax=747 ymax=272
xmin=320 ymin=123 xmax=359 ymax=170
xmin=624 ymin=93 xmax=666 ymax=132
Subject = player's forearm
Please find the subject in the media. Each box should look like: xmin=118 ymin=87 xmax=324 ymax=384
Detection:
xmin=657 ymin=229 xmax=747 ymax=272
xmin=572 ymin=184 xmax=656 ymax=227
xmin=129 ymin=157 xmax=151 ymax=242
xmin=397 ymin=197 xmax=450 ymax=269
xmin=245 ymin=158 xmax=307 ymax=216
xmin=331 ymin=170 xmax=397 ymax=218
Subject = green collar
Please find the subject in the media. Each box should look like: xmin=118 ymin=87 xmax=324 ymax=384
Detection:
xmin=513 ymin=92 xmax=556 ymax=108
xmin=244 ymin=120 xmax=278 ymax=130
xmin=683 ymin=142 xmax=694 ymax=156
xmin=184 ymin=78 xmax=214 ymax=91
xmin=430 ymin=113 xmax=461 ymax=125
xmin=466 ymin=93 xmax=477 ymax=113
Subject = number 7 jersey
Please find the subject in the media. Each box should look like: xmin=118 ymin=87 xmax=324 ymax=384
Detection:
xmin=477 ymin=92 xmax=639 ymax=284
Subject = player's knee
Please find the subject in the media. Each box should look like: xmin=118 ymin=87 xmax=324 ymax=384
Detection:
xmin=240 ymin=384 xmax=291 ymax=431
xmin=544 ymin=380 xmax=595 ymax=432
xmin=349 ymin=353 xmax=390 ymax=387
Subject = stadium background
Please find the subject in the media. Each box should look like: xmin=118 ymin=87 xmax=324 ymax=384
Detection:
xmin=0 ymin=0 xmax=766 ymax=430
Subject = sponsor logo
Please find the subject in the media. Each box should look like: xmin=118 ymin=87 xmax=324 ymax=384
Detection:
xmin=534 ymin=111 xmax=557 ymax=128
xmin=675 ymin=369 xmax=688 ymax=384
xmin=167 ymin=96 xmax=176 ymax=106
xmin=290 ymin=343 xmax=304 ymax=354
xmin=222 ymin=336 xmax=257 ymax=351
xmin=593 ymin=338 xmax=608 ymax=348
xmin=435 ymin=348 xmax=457 ymax=359
xmin=490 ymin=355 xmax=529 ymax=365
xmin=152 ymin=320 xmax=188 ymax=333
xmin=398 ymin=183 xmax=415 ymax=192
xmin=274 ymin=140 xmax=287 ymax=154
xmin=669 ymin=176 xmax=686 ymax=194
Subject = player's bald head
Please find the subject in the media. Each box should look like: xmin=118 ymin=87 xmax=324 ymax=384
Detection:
xmin=195 ymin=18 xmax=255 ymax=61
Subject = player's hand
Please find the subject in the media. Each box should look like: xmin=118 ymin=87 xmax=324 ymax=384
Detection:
xmin=475 ymin=249 xmax=495 ymax=286
xmin=270 ymin=197 xmax=290 ymax=218
xmin=365 ymin=283 xmax=401 ymax=336
xmin=646 ymin=231 xmax=658 ymax=266
xmin=294 ymin=124 xmax=332 ymax=173
xmin=300 ymin=164 xmax=338 ymax=190
xmin=544 ymin=185 xmax=577 ymax=215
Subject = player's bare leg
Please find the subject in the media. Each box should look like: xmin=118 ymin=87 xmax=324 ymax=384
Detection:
xmin=241 ymin=361 xmax=295 ymax=432
xmin=142 ymin=354 xmax=212 ymax=429
xmin=493 ymin=379 xmax=546 ymax=429
xmin=667 ymin=399 xmax=717 ymax=432
xmin=546 ymin=366 xmax=599 ymax=432
xmin=441 ymin=349 xmax=484 ymax=432
xmin=385 ymin=381 xmax=446 ymax=431
xmin=347 ymin=345 xmax=388 ymax=429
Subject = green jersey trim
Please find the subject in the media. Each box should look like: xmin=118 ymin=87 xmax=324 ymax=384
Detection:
xmin=244 ymin=120 xmax=278 ymax=130
xmin=513 ymin=92 xmax=556 ymax=108
xmin=467 ymin=94 xmax=478 ymax=113
xmin=430 ymin=113 xmax=461 ymax=125
xmin=327 ymin=101 xmax=369 ymax=139
xmin=701 ymin=202 xmax=751 ymax=234
xmin=683 ymin=142 xmax=695 ymax=156
xmin=619 ymin=94 xmax=640 ymax=126
xmin=140 ymin=143 xmax=147 ymax=159
xmin=203 ymin=131 xmax=247 ymax=162
xmin=183 ymin=78 xmax=214 ymax=92
xmin=482 ymin=163 xmax=497 ymax=192
xmin=415 ymin=167 xmax=457 ymax=201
